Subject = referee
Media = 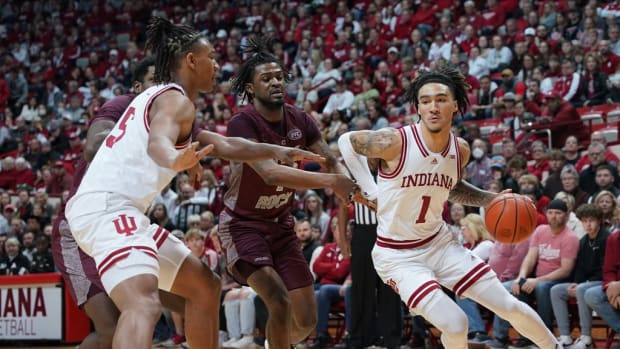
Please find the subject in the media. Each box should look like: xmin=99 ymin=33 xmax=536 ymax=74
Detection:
xmin=346 ymin=197 xmax=403 ymax=349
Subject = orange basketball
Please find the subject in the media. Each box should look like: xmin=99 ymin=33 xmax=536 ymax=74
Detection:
xmin=484 ymin=193 xmax=537 ymax=244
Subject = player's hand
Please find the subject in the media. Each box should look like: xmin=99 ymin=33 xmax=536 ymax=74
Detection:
xmin=172 ymin=142 xmax=214 ymax=172
xmin=274 ymin=147 xmax=325 ymax=166
xmin=333 ymin=175 xmax=357 ymax=205
xmin=188 ymin=162 xmax=203 ymax=188
xmin=352 ymin=188 xmax=377 ymax=211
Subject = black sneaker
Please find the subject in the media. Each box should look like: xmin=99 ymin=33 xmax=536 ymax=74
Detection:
xmin=308 ymin=334 xmax=332 ymax=349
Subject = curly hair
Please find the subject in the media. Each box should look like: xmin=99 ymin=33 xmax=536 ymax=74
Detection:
xmin=404 ymin=68 xmax=471 ymax=116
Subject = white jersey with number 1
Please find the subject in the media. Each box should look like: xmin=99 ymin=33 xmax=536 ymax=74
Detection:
xmin=376 ymin=123 xmax=462 ymax=245
xmin=73 ymin=83 xmax=190 ymax=213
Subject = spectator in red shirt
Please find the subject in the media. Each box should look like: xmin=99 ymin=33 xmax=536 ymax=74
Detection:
xmin=538 ymin=91 xmax=589 ymax=148
xmin=14 ymin=157 xmax=35 ymax=190
xmin=87 ymin=51 xmax=108 ymax=79
xmin=459 ymin=24 xmax=479 ymax=55
xmin=310 ymin=217 xmax=351 ymax=349
xmin=45 ymin=161 xmax=73 ymax=196
xmin=411 ymin=0 xmax=437 ymax=36
xmin=0 ymin=157 xmax=17 ymax=191
xmin=386 ymin=46 xmax=402 ymax=77
xmin=495 ymin=68 xmax=527 ymax=101
xmin=554 ymin=59 xmax=583 ymax=106
xmin=481 ymin=0 xmax=506 ymax=33
xmin=463 ymin=1 xmax=484 ymax=33
xmin=598 ymin=40 xmax=620 ymax=76
xmin=393 ymin=9 xmax=414 ymax=43
xmin=363 ymin=28 xmax=388 ymax=68
xmin=61 ymin=132 xmax=83 ymax=172
xmin=575 ymin=131 xmax=620 ymax=172
xmin=527 ymin=141 xmax=551 ymax=182
xmin=329 ymin=31 xmax=352 ymax=66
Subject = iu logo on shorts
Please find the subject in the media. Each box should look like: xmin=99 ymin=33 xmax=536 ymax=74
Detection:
xmin=387 ymin=278 xmax=399 ymax=294
xmin=113 ymin=214 xmax=138 ymax=236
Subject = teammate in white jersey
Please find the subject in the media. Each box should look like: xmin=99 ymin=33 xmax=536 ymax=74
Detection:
xmin=66 ymin=17 xmax=326 ymax=349
xmin=338 ymin=68 xmax=561 ymax=349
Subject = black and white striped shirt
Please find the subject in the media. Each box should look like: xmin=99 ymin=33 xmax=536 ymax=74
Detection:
xmin=354 ymin=202 xmax=377 ymax=226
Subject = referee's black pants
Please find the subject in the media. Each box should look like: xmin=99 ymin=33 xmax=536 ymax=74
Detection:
xmin=349 ymin=224 xmax=402 ymax=349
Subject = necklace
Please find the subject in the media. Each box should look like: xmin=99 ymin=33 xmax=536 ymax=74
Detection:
xmin=588 ymin=238 xmax=599 ymax=251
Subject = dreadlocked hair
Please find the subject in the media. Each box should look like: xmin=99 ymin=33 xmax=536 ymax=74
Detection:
xmin=230 ymin=36 xmax=290 ymax=103
xmin=404 ymin=68 xmax=471 ymax=116
xmin=146 ymin=16 xmax=202 ymax=84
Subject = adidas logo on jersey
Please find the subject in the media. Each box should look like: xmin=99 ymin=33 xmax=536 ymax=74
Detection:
xmin=431 ymin=158 xmax=438 ymax=164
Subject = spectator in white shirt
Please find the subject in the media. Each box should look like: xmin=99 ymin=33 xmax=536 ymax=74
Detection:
xmin=322 ymin=80 xmax=354 ymax=115
xmin=428 ymin=33 xmax=452 ymax=62
xmin=468 ymin=46 xmax=490 ymax=80
xmin=486 ymin=35 xmax=513 ymax=73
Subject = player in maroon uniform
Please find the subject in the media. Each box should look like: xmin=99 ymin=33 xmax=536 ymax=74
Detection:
xmin=221 ymin=37 xmax=356 ymax=349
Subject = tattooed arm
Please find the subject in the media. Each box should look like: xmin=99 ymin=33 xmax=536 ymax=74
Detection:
xmin=338 ymin=128 xmax=401 ymax=200
xmin=448 ymin=137 xmax=499 ymax=207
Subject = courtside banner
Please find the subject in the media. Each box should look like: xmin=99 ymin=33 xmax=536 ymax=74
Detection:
xmin=0 ymin=279 xmax=62 ymax=340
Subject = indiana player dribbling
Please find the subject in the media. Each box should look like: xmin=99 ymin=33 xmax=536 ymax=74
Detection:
xmin=338 ymin=68 xmax=562 ymax=349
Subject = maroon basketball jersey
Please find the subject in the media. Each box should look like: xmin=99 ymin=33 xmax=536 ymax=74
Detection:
xmin=224 ymin=103 xmax=321 ymax=220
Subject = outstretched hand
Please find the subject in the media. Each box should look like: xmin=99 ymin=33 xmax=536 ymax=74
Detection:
xmin=274 ymin=147 xmax=325 ymax=166
xmin=172 ymin=142 xmax=214 ymax=172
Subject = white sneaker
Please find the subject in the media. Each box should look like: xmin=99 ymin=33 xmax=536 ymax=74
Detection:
xmin=219 ymin=331 xmax=230 ymax=348
xmin=567 ymin=336 xmax=592 ymax=349
xmin=231 ymin=335 xmax=255 ymax=348
xmin=558 ymin=335 xmax=573 ymax=346
xmin=223 ymin=337 xmax=241 ymax=348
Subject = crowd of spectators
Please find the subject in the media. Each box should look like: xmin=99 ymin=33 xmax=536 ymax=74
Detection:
xmin=1 ymin=0 xmax=620 ymax=348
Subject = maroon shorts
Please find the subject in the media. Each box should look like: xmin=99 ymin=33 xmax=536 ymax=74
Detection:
xmin=218 ymin=210 xmax=313 ymax=290
xmin=51 ymin=215 xmax=105 ymax=307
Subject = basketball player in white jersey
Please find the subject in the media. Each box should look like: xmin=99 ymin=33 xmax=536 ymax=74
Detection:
xmin=338 ymin=68 xmax=562 ymax=349
xmin=65 ymin=17 xmax=329 ymax=349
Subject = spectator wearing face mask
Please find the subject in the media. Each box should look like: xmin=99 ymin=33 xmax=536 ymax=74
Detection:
xmin=465 ymin=138 xmax=493 ymax=189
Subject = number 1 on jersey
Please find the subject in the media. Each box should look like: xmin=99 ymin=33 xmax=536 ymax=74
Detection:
xmin=106 ymin=107 xmax=135 ymax=148
xmin=415 ymin=195 xmax=431 ymax=223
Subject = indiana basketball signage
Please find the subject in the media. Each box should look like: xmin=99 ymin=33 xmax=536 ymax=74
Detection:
xmin=0 ymin=285 xmax=62 ymax=339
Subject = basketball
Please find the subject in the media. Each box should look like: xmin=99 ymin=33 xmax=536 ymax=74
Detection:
xmin=484 ymin=193 xmax=537 ymax=244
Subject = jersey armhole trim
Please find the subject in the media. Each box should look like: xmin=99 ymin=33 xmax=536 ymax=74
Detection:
xmin=378 ymin=127 xmax=407 ymax=179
